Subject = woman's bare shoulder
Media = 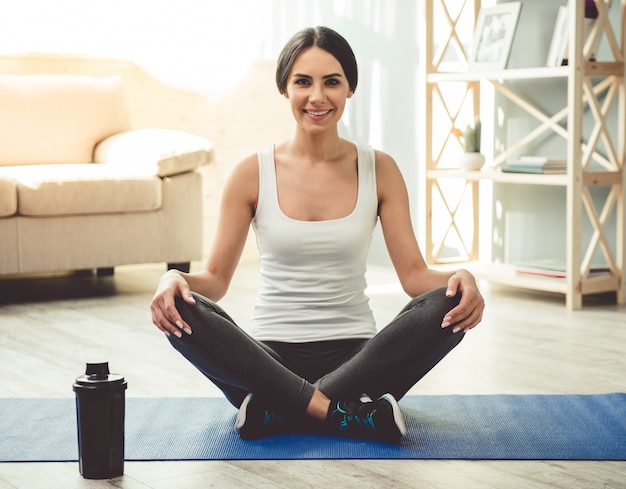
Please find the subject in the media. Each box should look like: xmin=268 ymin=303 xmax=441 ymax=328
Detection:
xmin=374 ymin=149 xmax=404 ymax=184
xmin=233 ymin=151 xmax=259 ymax=173
xmin=225 ymin=152 xmax=258 ymax=185
xmin=373 ymin=148 xmax=397 ymax=168
xmin=221 ymin=152 xmax=260 ymax=209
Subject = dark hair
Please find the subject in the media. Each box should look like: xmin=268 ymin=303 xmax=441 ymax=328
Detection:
xmin=276 ymin=26 xmax=358 ymax=94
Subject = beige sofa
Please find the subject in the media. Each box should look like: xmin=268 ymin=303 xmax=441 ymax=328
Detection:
xmin=0 ymin=74 xmax=213 ymax=277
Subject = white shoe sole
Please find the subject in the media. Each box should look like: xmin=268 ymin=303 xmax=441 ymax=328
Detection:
xmin=235 ymin=392 xmax=253 ymax=430
xmin=379 ymin=393 xmax=407 ymax=437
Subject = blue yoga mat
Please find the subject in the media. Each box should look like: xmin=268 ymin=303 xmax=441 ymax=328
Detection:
xmin=2 ymin=394 xmax=625 ymax=461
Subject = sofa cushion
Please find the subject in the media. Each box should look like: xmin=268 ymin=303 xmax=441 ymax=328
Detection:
xmin=0 ymin=178 xmax=17 ymax=217
xmin=0 ymin=74 xmax=131 ymax=166
xmin=0 ymin=164 xmax=161 ymax=217
xmin=93 ymin=128 xmax=214 ymax=177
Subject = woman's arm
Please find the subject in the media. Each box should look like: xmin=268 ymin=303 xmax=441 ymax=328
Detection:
xmin=376 ymin=150 xmax=484 ymax=332
xmin=150 ymin=153 xmax=259 ymax=337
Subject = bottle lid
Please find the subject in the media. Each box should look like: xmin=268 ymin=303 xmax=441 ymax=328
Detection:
xmin=73 ymin=361 xmax=126 ymax=389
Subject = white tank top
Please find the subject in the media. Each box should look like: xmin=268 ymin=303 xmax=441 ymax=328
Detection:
xmin=250 ymin=143 xmax=378 ymax=342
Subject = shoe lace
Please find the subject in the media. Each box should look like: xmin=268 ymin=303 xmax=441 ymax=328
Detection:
xmin=334 ymin=402 xmax=377 ymax=432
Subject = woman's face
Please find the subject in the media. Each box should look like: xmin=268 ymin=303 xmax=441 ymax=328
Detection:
xmin=284 ymin=46 xmax=354 ymax=134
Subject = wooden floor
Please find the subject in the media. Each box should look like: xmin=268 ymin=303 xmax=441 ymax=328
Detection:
xmin=1 ymin=261 xmax=625 ymax=489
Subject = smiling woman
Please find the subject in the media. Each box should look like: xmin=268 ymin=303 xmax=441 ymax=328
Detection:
xmin=149 ymin=25 xmax=484 ymax=445
xmin=282 ymin=46 xmax=354 ymax=138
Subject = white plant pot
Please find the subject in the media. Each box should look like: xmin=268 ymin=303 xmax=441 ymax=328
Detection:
xmin=460 ymin=152 xmax=485 ymax=171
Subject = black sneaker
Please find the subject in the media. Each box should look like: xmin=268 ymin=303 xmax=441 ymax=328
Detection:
xmin=328 ymin=393 xmax=407 ymax=443
xmin=235 ymin=393 xmax=287 ymax=440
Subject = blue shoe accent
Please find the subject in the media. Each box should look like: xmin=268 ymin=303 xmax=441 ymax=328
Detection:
xmin=236 ymin=393 xmax=286 ymax=440
xmin=263 ymin=409 xmax=285 ymax=427
xmin=330 ymin=393 xmax=406 ymax=443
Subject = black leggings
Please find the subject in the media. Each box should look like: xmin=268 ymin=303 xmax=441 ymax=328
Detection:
xmin=168 ymin=286 xmax=464 ymax=413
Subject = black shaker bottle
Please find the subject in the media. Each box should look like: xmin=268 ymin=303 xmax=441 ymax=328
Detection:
xmin=73 ymin=362 xmax=127 ymax=479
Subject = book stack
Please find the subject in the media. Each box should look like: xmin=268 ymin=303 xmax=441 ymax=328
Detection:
xmin=501 ymin=156 xmax=567 ymax=174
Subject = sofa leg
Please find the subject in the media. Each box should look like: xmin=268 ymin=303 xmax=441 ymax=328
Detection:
xmin=167 ymin=262 xmax=190 ymax=273
xmin=96 ymin=267 xmax=115 ymax=277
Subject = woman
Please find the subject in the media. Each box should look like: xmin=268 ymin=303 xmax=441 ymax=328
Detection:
xmin=150 ymin=26 xmax=484 ymax=444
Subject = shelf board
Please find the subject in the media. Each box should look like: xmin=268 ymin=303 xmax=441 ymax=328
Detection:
xmin=426 ymin=168 xmax=568 ymax=185
xmin=426 ymin=62 xmax=624 ymax=83
xmin=432 ymin=262 xmax=568 ymax=294
xmin=431 ymin=262 xmax=619 ymax=296
xmin=478 ymin=267 xmax=569 ymax=294
xmin=426 ymin=169 xmax=623 ymax=186
xmin=427 ymin=66 xmax=569 ymax=83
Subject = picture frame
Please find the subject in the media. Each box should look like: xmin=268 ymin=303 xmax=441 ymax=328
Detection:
xmin=469 ymin=2 xmax=522 ymax=71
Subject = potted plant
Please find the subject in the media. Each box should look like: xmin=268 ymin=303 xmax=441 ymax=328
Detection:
xmin=452 ymin=117 xmax=485 ymax=171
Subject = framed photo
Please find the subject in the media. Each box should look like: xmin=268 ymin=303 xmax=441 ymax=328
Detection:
xmin=469 ymin=2 xmax=522 ymax=70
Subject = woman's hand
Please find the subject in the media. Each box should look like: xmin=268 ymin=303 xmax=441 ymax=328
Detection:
xmin=150 ymin=269 xmax=196 ymax=338
xmin=440 ymin=269 xmax=484 ymax=333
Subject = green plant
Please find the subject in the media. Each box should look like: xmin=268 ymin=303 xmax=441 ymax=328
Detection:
xmin=453 ymin=117 xmax=481 ymax=153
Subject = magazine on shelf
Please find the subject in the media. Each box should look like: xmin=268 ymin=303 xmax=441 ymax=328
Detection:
xmin=501 ymin=156 xmax=567 ymax=174
xmin=515 ymin=259 xmax=611 ymax=279
xmin=546 ymin=3 xmax=605 ymax=67
xmin=546 ymin=6 xmax=570 ymax=67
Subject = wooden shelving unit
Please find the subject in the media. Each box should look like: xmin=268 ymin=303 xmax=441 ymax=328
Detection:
xmin=420 ymin=0 xmax=625 ymax=309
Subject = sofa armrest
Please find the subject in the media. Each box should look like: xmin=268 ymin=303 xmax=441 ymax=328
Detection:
xmin=93 ymin=128 xmax=213 ymax=177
